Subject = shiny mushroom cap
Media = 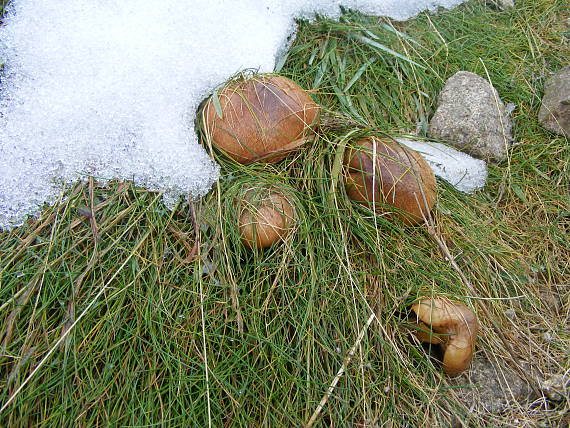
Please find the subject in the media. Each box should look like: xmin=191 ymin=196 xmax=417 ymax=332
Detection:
xmin=343 ymin=137 xmax=436 ymax=225
xmin=203 ymin=74 xmax=320 ymax=164
xmin=238 ymin=187 xmax=296 ymax=249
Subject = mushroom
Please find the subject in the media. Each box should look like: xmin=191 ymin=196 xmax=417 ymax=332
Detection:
xmin=202 ymin=74 xmax=320 ymax=164
xmin=343 ymin=137 xmax=436 ymax=225
xmin=238 ymin=186 xmax=296 ymax=249
xmin=411 ymin=298 xmax=479 ymax=376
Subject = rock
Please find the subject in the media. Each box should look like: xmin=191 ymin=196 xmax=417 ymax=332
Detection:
xmin=490 ymin=0 xmax=514 ymax=9
xmin=448 ymin=355 xmax=535 ymax=414
xmin=538 ymin=65 xmax=570 ymax=137
xmin=540 ymin=374 xmax=570 ymax=402
xmin=429 ymin=71 xmax=513 ymax=162
xmin=503 ymin=308 xmax=517 ymax=319
xmin=498 ymin=0 xmax=514 ymax=8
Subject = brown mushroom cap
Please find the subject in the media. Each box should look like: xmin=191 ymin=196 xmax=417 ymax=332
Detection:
xmin=411 ymin=298 xmax=479 ymax=376
xmin=238 ymin=187 xmax=295 ymax=249
xmin=343 ymin=137 xmax=436 ymax=225
xmin=203 ymin=75 xmax=320 ymax=164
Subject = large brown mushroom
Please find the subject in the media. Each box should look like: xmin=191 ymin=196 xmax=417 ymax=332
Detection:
xmin=238 ymin=186 xmax=296 ymax=249
xmin=411 ymin=298 xmax=479 ymax=376
xmin=343 ymin=137 xmax=436 ymax=225
xmin=203 ymin=74 xmax=320 ymax=164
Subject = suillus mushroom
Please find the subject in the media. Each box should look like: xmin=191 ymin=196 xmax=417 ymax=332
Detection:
xmin=411 ymin=297 xmax=479 ymax=376
xmin=343 ymin=137 xmax=436 ymax=225
xmin=238 ymin=186 xmax=296 ymax=249
xmin=202 ymin=74 xmax=320 ymax=164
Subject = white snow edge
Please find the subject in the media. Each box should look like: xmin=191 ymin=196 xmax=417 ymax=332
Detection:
xmin=397 ymin=138 xmax=488 ymax=193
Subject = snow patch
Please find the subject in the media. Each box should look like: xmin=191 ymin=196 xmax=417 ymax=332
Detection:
xmin=397 ymin=139 xmax=488 ymax=193
xmin=0 ymin=0 xmax=466 ymax=230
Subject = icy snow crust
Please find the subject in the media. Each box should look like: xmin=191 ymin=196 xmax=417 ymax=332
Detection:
xmin=0 ymin=0 xmax=466 ymax=230
xmin=397 ymin=139 xmax=488 ymax=194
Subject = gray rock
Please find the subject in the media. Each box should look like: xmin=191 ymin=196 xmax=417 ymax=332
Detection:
xmin=540 ymin=373 xmax=570 ymax=402
xmin=499 ymin=0 xmax=514 ymax=8
xmin=538 ymin=65 xmax=570 ymax=137
xmin=429 ymin=71 xmax=513 ymax=162
xmin=448 ymin=355 xmax=536 ymax=414
xmin=490 ymin=0 xmax=514 ymax=9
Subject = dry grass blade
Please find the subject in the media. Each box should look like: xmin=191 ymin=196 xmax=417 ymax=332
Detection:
xmin=306 ymin=312 xmax=376 ymax=428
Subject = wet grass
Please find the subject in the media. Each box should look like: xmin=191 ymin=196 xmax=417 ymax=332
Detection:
xmin=0 ymin=0 xmax=568 ymax=426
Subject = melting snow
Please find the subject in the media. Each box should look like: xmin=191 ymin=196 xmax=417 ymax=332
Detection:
xmin=0 ymin=0 xmax=467 ymax=230
xmin=397 ymin=139 xmax=488 ymax=193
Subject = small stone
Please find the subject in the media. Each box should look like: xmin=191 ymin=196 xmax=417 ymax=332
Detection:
xmin=429 ymin=71 xmax=513 ymax=162
xmin=448 ymin=355 xmax=535 ymax=414
xmin=541 ymin=332 xmax=555 ymax=343
xmin=538 ymin=65 xmax=570 ymax=137
xmin=201 ymin=257 xmax=215 ymax=275
xmin=540 ymin=374 xmax=569 ymax=402
xmin=489 ymin=0 xmax=514 ymax=9
xmin=497 ymin=0 xmax=514 ymax=8
xmin=504 ymin=308 xmax=517 ymax=319
xmin=505 ymin=102 xmax=516 ymax=115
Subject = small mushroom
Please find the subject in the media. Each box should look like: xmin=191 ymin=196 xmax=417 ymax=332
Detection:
xmin=238 ymin=186 xmax=295 ymax=249
xmin=411 ymin=298 xmax=479 ymax=376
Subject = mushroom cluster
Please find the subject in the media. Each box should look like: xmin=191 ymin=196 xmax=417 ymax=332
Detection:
xmin=200 ymin=72 xmax=481 ymax=378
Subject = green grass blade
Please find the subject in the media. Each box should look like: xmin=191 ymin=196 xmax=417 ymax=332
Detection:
xmin=343 ymin=57 xmax=376 ymax=92
xmin=350 ymin=33 xmax=425 ymax=69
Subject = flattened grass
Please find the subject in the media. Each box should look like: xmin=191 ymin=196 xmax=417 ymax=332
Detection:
xmin=1 ymin=0 xmax=568 ymax=426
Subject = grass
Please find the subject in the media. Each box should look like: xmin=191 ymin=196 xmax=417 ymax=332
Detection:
xmin=1 ymin=0 xmax=569 ymax=426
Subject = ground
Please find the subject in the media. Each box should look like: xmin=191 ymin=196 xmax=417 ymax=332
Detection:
xmin=0 ymin=0 xmax=568 ymax=426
